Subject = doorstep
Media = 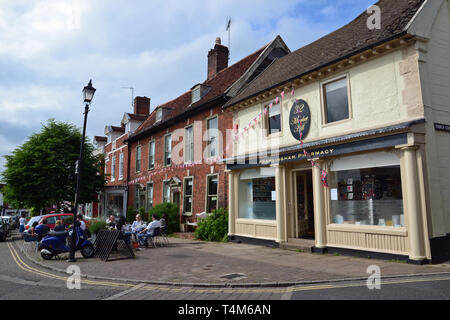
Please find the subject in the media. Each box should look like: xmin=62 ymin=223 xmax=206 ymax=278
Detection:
xmin=280 ymin=238 xmax=315 ymax=253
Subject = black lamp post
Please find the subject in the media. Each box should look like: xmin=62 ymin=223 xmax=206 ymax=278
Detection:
xmin=68 ymin=80 xmax=96 ymax=263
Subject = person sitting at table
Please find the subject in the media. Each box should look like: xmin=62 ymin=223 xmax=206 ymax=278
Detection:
xmin=34 ymin=219 xmax=50 ymax=240
xmin=54 ymin=220 xmax=66 ymax=232
xmin=106 ymin=215 xmax=116 ymax=229
xmin=131 ymin=214 xmax=145 ymax=241
xmin=116 ymin=216 xmax=132 ymax=246
xmin=137 ymin=214 xmax=160 ymax=247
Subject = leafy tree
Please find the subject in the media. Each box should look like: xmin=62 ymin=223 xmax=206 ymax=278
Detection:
xmin=1 ymin=119 xmax=106 ymax=212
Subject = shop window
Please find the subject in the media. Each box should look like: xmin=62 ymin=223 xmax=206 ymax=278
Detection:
xmin=135 ymin=145 xmax=142 ymax=172
xmin=185 ymin=126 xmax=194 ymax=163
xmin=107 ymin=193 xmax=124 ymax=216
xmin=183 ymin=177 xmax=193 ymax=215
xmin=266 ymin=102 xmax=281 ymax=135
xmin=164 ymin=134 xmax=172 ymax=166
xmin=163 ymin=181 xmax=170 ymax=203
xmin=329 ymin=164 xmax=404 ymax=227
xmin=238 ymin=168 xmax=276 ymax=220
xmin=148 ymin=140 xmax=155 ymax=170
xmin=323 ymin=77 xmax=350 ymax=124
xmin=147 ymin=183 xmax=153 ymax=210
xmin=206 ymin=117 xmax=218 ymax=158
xmin=206 ymin=175 xmax=218 ymax=213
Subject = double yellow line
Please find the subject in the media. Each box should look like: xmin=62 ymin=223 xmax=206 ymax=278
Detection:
xmin=7 ymin=242 xmax=450 ymax=295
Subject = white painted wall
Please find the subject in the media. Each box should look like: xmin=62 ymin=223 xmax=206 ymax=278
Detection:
xmin=420 ymin=0 xmax=450 ymax=237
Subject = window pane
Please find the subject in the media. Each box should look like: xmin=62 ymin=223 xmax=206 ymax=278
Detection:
xmin=185 ymin=178 xmax=193 ymax=196
xmin=269 ymin=114 xmax=281 ymax=134
xmin=207 ymin=196 xmax=217 ymax=213
xmin=185 ymin=127 xmax=193 ymax=162
xmin=136 ymin=146 xmax=141 ymax=172
xmin=329 ymin=166 xmax=404 ymax=227
xmin=163 ymin=182 xmax=170 ymax=203
xmin=147 ymin=184 xmax=153 ymax=209
xmin=207 ymin=117 xmax=218 ymax=157
xmin=238 ymin=175 xmax=276 ymax=220
xmin=165 ymin=135 xmax=172 ymax=165
xmin=324 ymin=78 xmax=349 ymax=123
xmin=208 ymin=176 xmax=218 ymax=195
xmin=149 ymin=141 xmax=155 ymax=169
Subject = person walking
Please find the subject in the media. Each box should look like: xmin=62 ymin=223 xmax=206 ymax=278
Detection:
xmin=19 ymin=213 xmax=26 ymax=234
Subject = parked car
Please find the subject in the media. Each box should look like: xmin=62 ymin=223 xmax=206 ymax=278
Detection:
xmin=0 ymin=218 xmax=7 ymax=241
xmin=0 ymin=217 xmax=12 ymax=232
xmin=25 ymin=213 xmax=75 ymax=231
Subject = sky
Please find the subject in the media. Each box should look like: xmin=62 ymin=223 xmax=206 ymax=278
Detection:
xmin=0 ymin=0 xmax=376 ymax=178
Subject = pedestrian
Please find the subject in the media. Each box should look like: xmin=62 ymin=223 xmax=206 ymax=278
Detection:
xmin=19 ymin=213 xmax=26 ymax=233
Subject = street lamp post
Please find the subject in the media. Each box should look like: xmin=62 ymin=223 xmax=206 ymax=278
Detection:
xmin=68 ymin=80 xmax=96 ymax=263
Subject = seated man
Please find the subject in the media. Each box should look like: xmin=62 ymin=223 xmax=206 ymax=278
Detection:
xmin=54 ymin=220 xmax=66 ymax=232
xmin=137 ymin=214 xmax=160 ymax=247
xmin=34 ymin=219 xmax=50 ymax=240
xmin=106 ymin=215 xmax=116 ymax=229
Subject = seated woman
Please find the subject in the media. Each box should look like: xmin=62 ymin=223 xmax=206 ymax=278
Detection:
xmin=117 ymin=216 xmax=132 ymax=246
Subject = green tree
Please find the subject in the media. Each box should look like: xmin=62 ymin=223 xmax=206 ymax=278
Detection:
xmin=1 ymin=119 xmax=106 ymax=212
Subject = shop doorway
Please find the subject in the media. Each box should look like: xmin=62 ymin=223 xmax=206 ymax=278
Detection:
xmin=294 ymin=170 xmax=314 ymax=239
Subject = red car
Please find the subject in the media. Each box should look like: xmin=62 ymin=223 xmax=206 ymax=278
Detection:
xmin=25 ymin=213 xmax=75 ymax=231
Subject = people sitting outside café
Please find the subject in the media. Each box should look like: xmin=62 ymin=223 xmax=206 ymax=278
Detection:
xmin=54 ymin=220 xmax=66 ymax=232
xmin=117 ymin=216 xmax=132 ymax=246
xmin=106 ymin=215 xmax=116 ymax=229
xmin=131 ymin=214 xmax=146 ymax=242
xmin=137 ymin=214 xmax=160 ymax=247
xmin=34 ymin=219 xmax=50 ymax=240
xmin=159 ymin=214 xmax=168 ymax=236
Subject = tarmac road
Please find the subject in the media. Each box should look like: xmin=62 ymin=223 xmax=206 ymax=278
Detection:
xmin=0 ymin=237 xmax=449 ymax=301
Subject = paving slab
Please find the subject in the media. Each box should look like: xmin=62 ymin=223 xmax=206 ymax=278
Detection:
xmin=16 ymin=237 xmax=450 ymax=287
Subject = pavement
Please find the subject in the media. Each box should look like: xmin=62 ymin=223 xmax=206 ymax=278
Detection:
xmin=15 ymin=233 xmax=450 ymax=287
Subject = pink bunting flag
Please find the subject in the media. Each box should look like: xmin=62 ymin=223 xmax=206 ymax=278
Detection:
xmin=291 ymin=88 xmax=295 ymax=96
xmin=275 ymin=97 xmax=279 ymax=104
xmin=281 ymin=91 xmax=285 ymax=99
xmin=269 ymin=103 xmax=273 ymax=109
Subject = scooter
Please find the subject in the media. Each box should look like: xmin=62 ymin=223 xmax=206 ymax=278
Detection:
xmin=39 ymin=225 xmax=95 ymax=260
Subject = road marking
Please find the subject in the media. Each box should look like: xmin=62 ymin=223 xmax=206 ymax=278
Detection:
xmin=103 ymin=283 xmax=146 ymax=300
xmin=7 ymin=242 xmax=450 ymax=295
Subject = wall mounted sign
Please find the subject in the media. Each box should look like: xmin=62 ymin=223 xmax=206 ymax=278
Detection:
xmin=226 ymin=133 xmax=407 ymax=170
xmin=435 ymin=123 xmax=450 ymax=133
xmin=289 ymin=99 xmax=311 ymax=141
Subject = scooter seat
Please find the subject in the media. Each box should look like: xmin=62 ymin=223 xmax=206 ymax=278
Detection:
xmin=47 ymin=231 xmax=69 ymax=237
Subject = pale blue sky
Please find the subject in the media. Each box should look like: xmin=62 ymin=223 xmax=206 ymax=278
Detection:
xmin=0 ymin=0 xmax=376 ymax=177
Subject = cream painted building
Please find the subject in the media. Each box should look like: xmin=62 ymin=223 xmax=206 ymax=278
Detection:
xmin=223 ymin=0 xmax=450 ymax=264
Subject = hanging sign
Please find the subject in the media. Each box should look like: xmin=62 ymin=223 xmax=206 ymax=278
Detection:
xmin=289 ymin=99 xmax=311 ymax=141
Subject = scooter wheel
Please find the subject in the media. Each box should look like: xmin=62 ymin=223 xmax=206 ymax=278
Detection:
xmin=81 ymin=244 xmax=95 ymax=258
xmin=40 ymin=251 xmax=53 ymax=260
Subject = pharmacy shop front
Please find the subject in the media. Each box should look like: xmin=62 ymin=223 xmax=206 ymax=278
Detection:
xmin=227 ymin=129 xmax=431 ymax=264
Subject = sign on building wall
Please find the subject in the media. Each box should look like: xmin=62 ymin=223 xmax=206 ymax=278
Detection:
xmin=289 ymin=99 xmax=311 ymax=141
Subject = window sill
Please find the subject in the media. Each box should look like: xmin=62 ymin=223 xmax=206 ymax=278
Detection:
xmin=321 ymin=117 xmax=352 ymax=128
xmin=182 ymin=213 xmax=193 ymax=217
xmin=236 ymin=218 xmax=277 ymax=226
xmin=327 ymin=223 xmax=408 ymax=236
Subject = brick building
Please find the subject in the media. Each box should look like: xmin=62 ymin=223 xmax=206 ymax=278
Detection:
xmin=125 ymin=37 xmax=290 ymax=229
xmin=99 ymin=97 xmax=150 ymax=217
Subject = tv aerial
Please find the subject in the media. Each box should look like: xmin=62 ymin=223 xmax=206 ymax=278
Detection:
xmin=121 ymin=86 xmax=134 ymax=108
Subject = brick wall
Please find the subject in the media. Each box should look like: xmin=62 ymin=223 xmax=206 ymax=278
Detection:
xmin=128 ymin=105 xmax=232 ymax=222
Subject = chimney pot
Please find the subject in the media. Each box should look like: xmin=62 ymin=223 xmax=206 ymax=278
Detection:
xmin=207 ymin=37 xmax=229 ymax=80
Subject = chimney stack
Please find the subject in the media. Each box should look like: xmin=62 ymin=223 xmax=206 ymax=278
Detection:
xmin=207 ymin=37 xmax=229 ymax=80
xmin=134 ymin=96 xmax=150 ymax=116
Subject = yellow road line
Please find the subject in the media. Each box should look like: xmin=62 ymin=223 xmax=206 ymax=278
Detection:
xmin=8 ymin=242 xmax=450 ymax=295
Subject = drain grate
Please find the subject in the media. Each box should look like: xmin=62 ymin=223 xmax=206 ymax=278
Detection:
xmin=219 ymin=273 xmax=246 ymax=280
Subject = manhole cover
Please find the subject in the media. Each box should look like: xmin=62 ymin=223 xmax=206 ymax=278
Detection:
xmin=219 ymin=273 xmax=246 ymax=280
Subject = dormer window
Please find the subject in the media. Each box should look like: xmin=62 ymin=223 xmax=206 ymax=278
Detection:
xmin=156 ymin=109 xmax=162 ymax=123
xmin=191 ymin=84 xmax=211 ymax=105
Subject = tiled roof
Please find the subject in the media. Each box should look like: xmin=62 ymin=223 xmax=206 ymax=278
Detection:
xmin=126 ymin=113 xmax=148 ymax=121
xmin=94 ymin=136 xmax=107 ymax=142
xmin=129 ymin=45 xmax=267 ymax=140
xmin=225 ymin=0 xmax=425 ymax=108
